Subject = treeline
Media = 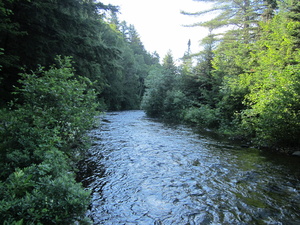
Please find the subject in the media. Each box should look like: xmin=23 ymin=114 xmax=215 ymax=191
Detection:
xmin=142 ymin=0 xmax=300 ymax=151
xmin=0 ymin=0 xmax=159 ymax=224
xmin=0 ymin=0 xmax=158 ymax=110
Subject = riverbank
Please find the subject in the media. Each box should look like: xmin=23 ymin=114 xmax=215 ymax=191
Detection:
xmin=151 ymin=114 xmax=300 ymax=157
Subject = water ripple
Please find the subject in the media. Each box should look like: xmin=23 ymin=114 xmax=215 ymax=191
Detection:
xmin=86 ymin=111 xmax=300 ymax=225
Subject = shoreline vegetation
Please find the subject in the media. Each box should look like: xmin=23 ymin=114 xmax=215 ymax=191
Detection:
xmin=140 ymin=0 xmax=300 ymax=154
xmin=0 ymin=57 xmax=98 ymax=224
xmin=1 ymin=0 xmax=299 ymax=224
xmin=148 ymin=114 xmax=300 ymax=156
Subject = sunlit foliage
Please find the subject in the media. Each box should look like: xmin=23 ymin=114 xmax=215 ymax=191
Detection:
xmin=144 ymin=0 xmax=300 ymax=151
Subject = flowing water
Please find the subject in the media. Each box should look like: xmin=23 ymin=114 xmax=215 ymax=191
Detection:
xmin=83 ymin=110 xmax=300 ymax=225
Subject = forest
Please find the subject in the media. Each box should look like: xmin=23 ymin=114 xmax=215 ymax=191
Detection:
xmin=0 ymin=0 xmax=299 ymax=224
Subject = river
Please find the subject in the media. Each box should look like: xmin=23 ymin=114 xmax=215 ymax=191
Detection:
xmin=83 ymin=110 xmax=300 ymax=225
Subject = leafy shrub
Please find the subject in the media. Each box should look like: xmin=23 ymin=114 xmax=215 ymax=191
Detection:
xmin=141 ymin=87 xmax=165 ymax=117
xmin=0 ymin=56 xmax=97 ymax=224
xmin=163 ymin=90 xmax=189 ymax=121
xmin=240 ymin=65 xmax=300 ymax=147
xmin=141 ymin=66 xmax=166 ymax=117
xmin=0 ymin=149 xmax=91 ymax=224
xmin=15 ymin=56 xmax=98 ymax=150
xmin=184 ymin=105 xmax=220 ymax=128
xmin=236 ymin=16 xmax=300 ymax=148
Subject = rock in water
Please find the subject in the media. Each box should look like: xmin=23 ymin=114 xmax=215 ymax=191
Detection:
xmin=292 ymin=151 xmax=300 ymax=157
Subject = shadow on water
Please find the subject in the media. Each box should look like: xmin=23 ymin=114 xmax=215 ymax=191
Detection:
xmin=82 ymin=110 xmax=300 ymax=225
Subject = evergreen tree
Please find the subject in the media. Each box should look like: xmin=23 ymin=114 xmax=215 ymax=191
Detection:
xmin=141 ymin=65 xmax=166 ymax=117
xmin=182 ymin=0 xmax=278 ymax=42
xmin=100 ymin=15 xmax=159 ymax=110
xmin=142 ymin=52 xmax=178 ymax=118
xmin=0 ymin=0 xmax=119 ymax=108
xmin=287 ymin=0 xmax=300 ymax=48
xmin=192 ymin=31 xmax=218 ymax=106
xmin=0 ymin=0 xmax=25 ymax=104
xmin=180 ymin=31 xmax=222 ymax=128
xmin=142 ymin=51 xmax=188 ymax=120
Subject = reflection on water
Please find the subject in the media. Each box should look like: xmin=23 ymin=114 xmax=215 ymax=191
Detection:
xmin=84 ymin=110 xmax=300 ymax=225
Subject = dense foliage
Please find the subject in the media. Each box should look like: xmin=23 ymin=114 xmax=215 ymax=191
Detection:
xmin=0 ymin=0 xmax=157 ymax=109
xmin=142 ymin=0 xmax=300 ymax=151
xmin=0 ymin=56 xmax=97 ymax=224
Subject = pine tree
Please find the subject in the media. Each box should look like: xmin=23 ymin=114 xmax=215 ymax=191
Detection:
xmin=182 ymin=0 xmax=278 ymax=42
xmin=0 ymin=0 xmax=120 ymax=107
xmin=0 ymin=0 xmax=25 ymax=105
xmin=287 ymin=0 xmax=300 ymax=48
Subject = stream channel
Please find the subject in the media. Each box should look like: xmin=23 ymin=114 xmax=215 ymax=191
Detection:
xmin=82 ymin=110 xmax=300 ymax=225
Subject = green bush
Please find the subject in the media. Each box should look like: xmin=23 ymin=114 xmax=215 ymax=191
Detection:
xmin=235 ymin=16 xmax=300 ymax=148
xmin=183 ymin=105 xmax=220 ymax=128
xmin=0 ymin=150 xmax=91 ymax=224
xmin=0 ymin=56 xmax=97 ymax=224
xmin=141 ymin=87 xmax=165 ymax=117
xmin=15 ymin=56 xmax=98 ymax=150
xmin=163 ymin=90 xmax=189 ymax=121
xmin=141 ymin=67 xmax=166 ymax=117
xmin=239 ymin=65 xmax=300 ymax=147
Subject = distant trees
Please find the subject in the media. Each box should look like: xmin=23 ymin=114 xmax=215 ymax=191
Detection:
xmin=1 ymin=0 xmax=115 ymax=106
xmin=0 ymin=0 xmax=158 ymax=109
xmin=104 ymin=18 xmax=164 ymax=112
xmin=142 ymin=51 xmax=189 ymax=120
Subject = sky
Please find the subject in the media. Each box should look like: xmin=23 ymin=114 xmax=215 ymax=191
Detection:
xmin=100 ymin=0 xmax=210 ymax=62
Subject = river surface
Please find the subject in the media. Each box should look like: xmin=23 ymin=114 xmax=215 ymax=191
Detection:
xmin=84 ymin=110 xmax=300 ymax=225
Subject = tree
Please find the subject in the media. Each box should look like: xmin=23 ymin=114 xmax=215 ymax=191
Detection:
xmin=235 ymin=14 xmax=300 ymax=148
xmin=182 ymin=0 xmax=278 ymax=42
xmin=0 ymin=0 xmax=120 ymax=108
xmin=141 ymin=65 xmax=166 ymax=117
xmin=179 ymin=0 xmax=278 ymax=128
xmin=287 ymin=0 xmax=300 ymax=48
xmin=142 ymin=52 xmax=178 ymax=118
xmin=142 ymin=52 xmax=189 ymax=121
xmin=0 ymin=0 xmax=26 ymax=105
xmin=180 ymin=31 xmax=222 ymax=128
xmin=163 ymin=51 xmax=177 ymax=71
xmin=101 ymin=17 xmax=159 ymax=110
